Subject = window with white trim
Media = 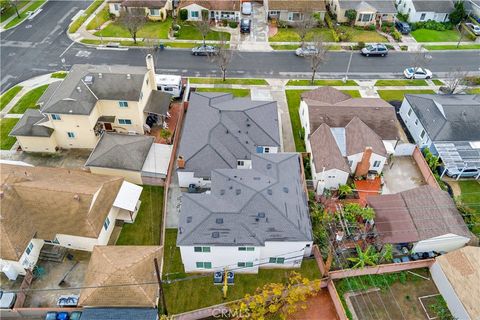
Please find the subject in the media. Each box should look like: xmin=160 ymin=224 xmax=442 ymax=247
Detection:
xmin=269 ymin=257 xmax=285 ymax=264
xmin=26 ymin=242 xmax=34 ymax=255
xmin=420 ymin=129 xmax=426 ymax=139
xmin=51 ymin=114 xmax=61 ymax=120
xmin=237 ymin=262 xmax=254 ymax=267
xmin=67 ymin=132 xmax=75 ymax=139
xmin=150 ymin=8 xmax=160 ymax=16
xmin=194 ymin=246 xmax=211 ymax=252
xmin=237 ymin=160 xmax=245 ymax=167
xmin=191 ymin=11 xmax=199 ymax=18
xmin=407 ymin=108 xmax=413 ymax=117
xmin=196 ymin=261 xmax=212 ymax=268
xmin=373 ymin=160 xmax=381 ymax=168
xmin=420 ymin=13 xmax=426 ymax=21
xmin=103 ymin=216 xmax=110 ymax=230
xmin=238 ymin=247 xmax=255 ymax=251
xmin=118 ymin=101 xmax=128 ymax=108
xmin=118 ymin=119 xmax=132 ymax=125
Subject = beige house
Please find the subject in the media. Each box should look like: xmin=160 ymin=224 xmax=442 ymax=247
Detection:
xmin=79 ymin=246 xmax=162 ymax=307
xmin=327 ymin=0 xmax=396 ymax=26
xmin=267 ymin=0 xmax=326 ymax=23
xmin=0 ymin=164 xmax=143 ymax=281
xmin=108 ymin=0 xmax=173 ymax=21
xmin=86 ymin=132 xmax=172 ymax=185
xmin=10 ymin=55 xmax=163 ymax=153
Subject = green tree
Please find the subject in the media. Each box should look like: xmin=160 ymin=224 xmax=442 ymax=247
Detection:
xmin=338 ymin=184 xmax=353 ymax=198
xmin=345 ymin=9 xmax=357 ymax=26
xmin=348 ymin=245 xmax=379 ymax=268
xmin=449 ymin=1 xmax=466 ymax=25
xmin=430 ymin=296 xmax=457 ymax=320
xmin=380 ymin=244 xmax=393 ymax=263
xmin=159 ymin=129 xmax=172 ymax=143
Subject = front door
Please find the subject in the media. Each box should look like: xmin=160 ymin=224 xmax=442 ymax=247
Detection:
xmin=104 ymin=123 xmax=113 ymax=131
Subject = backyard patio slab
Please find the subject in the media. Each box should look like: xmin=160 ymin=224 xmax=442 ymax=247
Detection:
xmin=382 ymin=157 xmax=426 ymax=194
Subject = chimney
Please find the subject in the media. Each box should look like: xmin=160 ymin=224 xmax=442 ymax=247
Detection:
xmin=355 ymin=147 xmax=373 ymax=177
xmin=145 ymin=54 xmax=156 ymax=89
xmin=177 ymin=156 xmax=185 ymax=169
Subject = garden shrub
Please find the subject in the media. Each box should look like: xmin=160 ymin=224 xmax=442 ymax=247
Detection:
xmin=367 ymin=24 xmax=376 ymax=31
xmin=331 ymin=28 xmax=340 ymax=42
xmin=179 ymin=9 xmax=188 ymax=21
xmin=228 ymin=21 xmax=238 ymax=28
xmin=357 ymin=41 xmax=365 ymax=49
xmin=464 ymin=76 xmax=480 ymax=85
xmin=391 ymin=30 xmax=402 ymax=41
xmin=411 ymin=20 xmax=453 ymax=31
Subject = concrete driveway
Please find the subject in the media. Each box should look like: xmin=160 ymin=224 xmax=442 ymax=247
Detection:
xmin=238 ymin=2 xmax=272 ymax=51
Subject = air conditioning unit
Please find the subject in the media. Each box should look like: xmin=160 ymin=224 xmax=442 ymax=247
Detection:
xmin=127 ymin=131 xmax=137 ymax=135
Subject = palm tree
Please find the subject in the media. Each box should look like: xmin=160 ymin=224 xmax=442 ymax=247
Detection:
xmin=338 ymin=184 xmax=353 ymax=198
xmin=348 ymin=245 xmax=379 ymax=269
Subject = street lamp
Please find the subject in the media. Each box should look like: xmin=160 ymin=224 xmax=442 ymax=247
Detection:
xmin=343 ymin=45 xmax=354 ymax=83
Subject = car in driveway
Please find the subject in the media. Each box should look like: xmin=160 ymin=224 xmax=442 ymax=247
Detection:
xmin=403 ymin=67 xmax=432 ymax=79
xmin=465 ymin=22 xmax=480 ymax=36
xmin=191 ymin=45 xmax=218 ymax=56
xmin=361 ymin=43 xmax=388 ymax=56
xmin=242 ymin=2 xmax=252 ymax=15
xmin=240 ymin=18 xmax=251 ymax=33
xmin=0 ymin=291 xmax=16 ymax=309
xmin=395 ymin=21 xmax=411 ymax=34
xmin=438 ymin=166 xmax=480 ymax=179
xmin=295 ymin=45 xmax=318 ymax=57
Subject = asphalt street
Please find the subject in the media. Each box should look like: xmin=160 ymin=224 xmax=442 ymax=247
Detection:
xmin=1 ymin=0 xmax=480 ymax=93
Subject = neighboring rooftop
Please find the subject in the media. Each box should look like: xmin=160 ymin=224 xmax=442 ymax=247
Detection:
xmin=144 ymin=90 xmax=171 ymax=115
xmin=85 ymin=133 xmax=155 ymax=172
xmin=367 ymin=185 xmax=472 ymax=244
xmin=120 ymin=0 xmax=167 ymax=8
xmin=310 ymin=124 xmax=351 ymax=173
xmin=0 ymin=164 xmax=124 ymax=260
xmin=39 ymin=64 xmax=148 ymax=115
xmin=268 ymin=0 xmax=326 ymax=11
xmin=411 ymin=0 xmax=454 ymax=12
xmin=303 ymin=87 xmax=399 ymax=140
xmin=79 ymin=246 xmax=162 ymax=307
xmin=177 ymin=153 xmax=312 ymax=246
xmin=404 ymin=94 xmax=480 ymax=142
xmin=338 ymin=0 xmax=397 ymax=13
xmin=435 ymin=246 xmax=480 ymax=320
xmin=178 ymin=0 xmax=241 ymax=10
xmin=9 ymin=109 xmax=54 ymax=138
xmin=178 ymin=92 xmax=280 ymax=178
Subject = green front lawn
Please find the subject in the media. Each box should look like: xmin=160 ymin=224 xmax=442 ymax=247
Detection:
xmin=411 ymin=29 xmax=461 ymax=42
xmin=458 ymin=181 xmax=480 ymax=237
xmin=81 ymin=39 xmax=198 ymax=48
xmin=287 ymin=79 xmax=358 ymax=86
xmin=432 ymin=79 xmax=444 ymax=86
xmin=0 ymin=86 xmax=23 ymax=111
xmin=269 ymin=27 xmax=335 ymax=42
xmin=195 ymin=88 xmax=250 ymax=97
xmin=468 ymin=88 xmax=480 ymax=94
xmin=95 ymin=18 xmax=230 ymax=41
xmin=342 ymin=90 xmax=361 ymax=97
xmin=270 ymin=44 xmax=299 ymax=50
xmin=374 ymin=79 xmax=428 ymax=86
xmin=190 ymin=78 xmax=267 ymax=85
xmin=424 ymin=44 xmax=480 ymax=50
xmin=338 ymin=26 xmax=387 ymax=42
xmin=0 ymin=1 xmax=29 ymax=23
xmin=377 ymin=89 xmax=435 ymax=101
xmin=8 ymin=84 xmax=49 ymax=114
xmin=86 ymin=6 xmax=110 ymax=30
xmin=163 ymin=229 xmax=320 ymax=314
xmin=116 ymin=186 xmax=164 ymax=245
xmin=68 ymin=0 xmax=104 ymax=33
xmin=5 ymin=0 xmax=46 ymax=29
xmin=0 ymin=118 xmax=19 ymax=150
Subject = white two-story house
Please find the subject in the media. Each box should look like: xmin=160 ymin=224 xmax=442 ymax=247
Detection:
xmin=395 ymin=0 xmax=454 ymax=22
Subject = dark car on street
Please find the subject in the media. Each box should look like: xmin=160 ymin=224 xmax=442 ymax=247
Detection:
xmin=240 ymin=19 xmax=251 ymax=33
xmin=361 ymin=43 xmax=389 ymax=56
xmin=395 ymin=21 xmax=411 ymax=34
xmin=191 ymin=45 xmax=218 ymax=56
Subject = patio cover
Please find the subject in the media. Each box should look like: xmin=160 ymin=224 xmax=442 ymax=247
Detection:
xmin=144 ymin=90 xmax=171 ymax=115
xmin=141 ymin=143 xmax=173 ymax=176
xmin=113 ymin=181 xmax=143 ymax=212
xmin=434 ymin=141 xmax=480 ymax=172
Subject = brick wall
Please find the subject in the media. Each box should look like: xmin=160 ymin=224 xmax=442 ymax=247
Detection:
xmin=412 ymin=146 xmax=441 ymax=190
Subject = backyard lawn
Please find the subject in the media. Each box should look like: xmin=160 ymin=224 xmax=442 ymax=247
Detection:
xmin=195 ymin=88 xmax=250 ymax=97
xmin=189 ymin=78 xmax=267 ymax=85
xmin=457 ymin=180 xmax=480 ymax=237
xmin=116 ymin=186 xmax=164 ymax=246
xmin=411 ymin=29 xmax=461 ymax=42
xmin=287 ymin=79 xmax=358 ymax=86
xmin=0 ymin=86 xmax=23 ymax=110
xmin=374 ymin=79 xmax=428 ymax=86
xmin=269 ymin=27 xmax=334 ymax=42
xmin=0 ymin=118 xmax=19 ymax=150
xmin=377 ymin=89 xmax=435 ymax=102
xmin=162 ymin=229 xmax=320 ymax=314
xmin=8 ymin=84 xmax=49 ymax=114
xmin=95 ymin=18 xmax=230 ymax=41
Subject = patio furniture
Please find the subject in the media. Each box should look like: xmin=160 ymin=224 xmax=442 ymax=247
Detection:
xmin=57 ymin=294 xmax=79 ymax=307
xmin=45 ymin=312 xmax=57 ymax=320
xmin=70 ymin=311 xmax=82 ymax=320
xmin=411 ymin=253 xmax=421 ymax=260
xmin=393 ymin=258 xmax=402 ymax=263
xmin=400 ymin=256 xmax=410 ymax=263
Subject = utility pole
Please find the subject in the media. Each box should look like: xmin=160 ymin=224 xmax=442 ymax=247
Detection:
xmin=222 ymin=267 xmax=228 ymax=299
xmin=343 ymin=46 xmax=354 ymax=83
xmin=154 ymin=258 xmax=168 ymax=315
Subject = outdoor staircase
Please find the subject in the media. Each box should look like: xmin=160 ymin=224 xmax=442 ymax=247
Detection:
xmin=39 ymin=244 xmax=67 ymax=262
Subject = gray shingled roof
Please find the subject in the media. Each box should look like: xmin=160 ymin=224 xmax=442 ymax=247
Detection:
xmin=177 ymin=153 xmax=312 ymax=246
xmin=144 ymin=90 xmax=171 ymax=115
xmin=405 ymin=94 xmax=480 ymax=142
xmin=40 ymin=64 xmax=148 ymax=115
xmin=411 ymin=0 xmax=454 ymax=13
xmin=177 ymin=92 xmax=281 ymax=178
xmin=338 ymin=0 xmax=396 ymax=13
xmin=310 ymin=123 xmax=351 ymax=173
xmin=85 ymin=133 xmax=154 ymax=171
xmin=9 ymin=109 xmax=54 ymax=137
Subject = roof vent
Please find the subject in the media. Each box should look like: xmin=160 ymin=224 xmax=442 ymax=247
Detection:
xmin=84 ymin=75 xmax=94 ymax=84
xmin=236 ymin=189 xmax=241 ymax=195
xmin=238 ymin=130 xmax=241 ymax=133
xmin=283 ymin=187 xmax=289 ymax=193
xmin=98 ymin=73 xmax=103 ymax=78
xmin=255 ymin=217 xmax=259 ymax=222
xmin=245 ymin=141 xmax=249 ymax=144
xmin=266 ymin=164 xmax=272 ymax=169
xmin=76 ymin=86 xmax=81 ymax=92
xmin=258 ymin=212 xmax=265 ymax=218
xmin=220 ymin=189 xmax=225 ymax=195
xmin=253 ymin=177 xmax=261 ymax=180
xmin=212 ymin=232 xmax=220 ymax=238
xmin=246 ymin=123 xmax=251 ymax=127
xmin=226 ymin=129 xmax=229 ymax=134
xmin=187 ymin=216 xmax=192 ymax=223
xmin=127 ymin=74 xmax=131 ymax=79
xmin=267 ymin=189 xmax=272 ymax=195
xmin=229 ymin=186 xmax=233 ymax=190
xmin=216 ymin=218 xmax=223 ymax=224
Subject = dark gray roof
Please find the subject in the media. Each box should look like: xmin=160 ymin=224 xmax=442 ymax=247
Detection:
xmin=144 ymin=90 xmax=171 ymax=115
xmin=411 ymin=0 xmax=454 ymax=12
xmin=80 ymin=308 xmax=158 ymax=320
xmin=9 ymin=109 xmax=54 ymax=137
xmin=338 ymin=0 xmax=397 ymax=13
xmin=177 ymin=153 xmax=312 ymax=246
xmin=405 ymin=94 xmax=480 ymax=142
xmin=40 ymin=64 xmax=148 ymax=115
xmin=178 ymin=92 xmax=281 ymax=178
xmin=85 ymin=133 xmax=154 ymax=171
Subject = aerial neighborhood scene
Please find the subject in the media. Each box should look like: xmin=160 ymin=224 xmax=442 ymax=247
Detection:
xmin=1 ymin=0 xmax=480 ymax=319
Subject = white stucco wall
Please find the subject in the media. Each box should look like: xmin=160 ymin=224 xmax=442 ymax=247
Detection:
xmin=399 ymin=99 xmax=433 ymax=148
xmin=109 ymin=3 xmax=121 ymax=16
xmin=347 ymin=152 xmax=386 ymax=174
xmin=412 ymin=233 xmax=470 ymax=253
xmin=180 ymin=241 xmax=312 ymax=273
xmin=430 ymin=262 xmax=471 ymax=320
xmin=299 ymin=100 xmax=310 ymax=136
xmin=0 ymin=238 xmax=44 ymax=279
xmin=178 ymin=171 xmax=211 ymax=188
xmin=396 ymin=0 xmax=450 ymax=22
xmin=312 ymin=161 xmax=349 ymax=194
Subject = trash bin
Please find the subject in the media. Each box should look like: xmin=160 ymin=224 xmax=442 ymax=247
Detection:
xmin=159 ymin=43 xmax=165 ymax=51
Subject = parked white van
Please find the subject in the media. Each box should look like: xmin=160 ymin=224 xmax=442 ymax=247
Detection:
xmin=155 ymin=74 xmax=183 ymax=98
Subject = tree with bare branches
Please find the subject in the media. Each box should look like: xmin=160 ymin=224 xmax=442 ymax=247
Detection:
xmin=211 ymin=35 xmax=233 ymax=82
xmin=308 ymin=36 xmax=329 ymax=84
xmin=440 ymin=68 xmax=470 ymax=94
xmin=119 ymin=7 xmax=146 ymax=44
xmin=194 ymin=16 xmax=211 ymax=46
xmin=293 ymin=11 xmax=315 ymax=48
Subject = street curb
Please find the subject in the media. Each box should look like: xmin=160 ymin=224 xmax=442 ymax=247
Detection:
xmin=0 ymin=0 xmax=49 ymax=32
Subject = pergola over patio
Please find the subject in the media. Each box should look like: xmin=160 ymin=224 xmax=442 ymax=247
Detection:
xmin=434 ymin=141 xmax=480 ymax=180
